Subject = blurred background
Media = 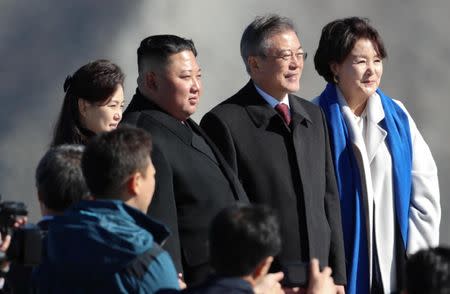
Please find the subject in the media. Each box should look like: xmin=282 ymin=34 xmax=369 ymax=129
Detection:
xmin=1 ymin=0 xmax=448 ymax=245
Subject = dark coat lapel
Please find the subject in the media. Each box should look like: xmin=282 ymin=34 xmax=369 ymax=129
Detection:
xmin=191 ymin=121 xmax=249 ymax=202
xmin=186 ymin=119 xmax=219 ymax=164
xmin=126 ymin=91 xmax=218 ymax=163
xmin=125 ymin=90 xmax=248 ymax=202
xmin=241 ymin=81 xmax=289 ymax=132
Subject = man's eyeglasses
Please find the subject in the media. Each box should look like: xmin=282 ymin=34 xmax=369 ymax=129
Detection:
xmin=263 ymin=50 xmax=308 ymax=62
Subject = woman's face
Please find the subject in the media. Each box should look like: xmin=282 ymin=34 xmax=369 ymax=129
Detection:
xmin=331 ymin=38 xmax=383 ymax=102
xmin=79 ymin=85 xmax=125 ymax=134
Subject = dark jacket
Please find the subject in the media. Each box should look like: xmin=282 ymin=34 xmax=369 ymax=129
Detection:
xmin=33 ymin=200 xmax=179 ymax=293
xmin=200 ymin=81 xmax=346 ymax=285
xmin=121 ymin=90 xmax=249 ymax=284
xmin=183 ymin=276 xmax=254 ymax=294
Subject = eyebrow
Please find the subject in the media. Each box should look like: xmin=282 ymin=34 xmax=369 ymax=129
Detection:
xmin=278 ymin=46 xmax=303 ymax=52
xmin=180 ymin=68 xmax=202 ymax=73
xmin=109 ymin=98 xmax=125 ymax=103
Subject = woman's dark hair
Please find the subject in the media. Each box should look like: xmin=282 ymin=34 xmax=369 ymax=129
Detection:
xmin=51 ymin=59 xmax=125 ymax=146
xmin=314 ymin=17 xmax=387 ymax=83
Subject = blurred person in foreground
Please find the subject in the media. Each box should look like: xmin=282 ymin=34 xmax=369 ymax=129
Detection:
xmin=314 ymin=17 xmax=441 ymax=293
xmin=403 ymin=246 xmax=450 ymax=294
xmin=51 ymin=59 xmax=125 ymax=146
xmin=200 ymin=15 xmax=345 ymax=292
xmin=33 ymin=127 xmax=180 ymax=293
xmin=1 ymin=144 xmax=88 ymax=293
xmin=122 ymin=34 xmax=248 ymax=285
xmin=185 ymin=204 xmax=338 ymax=294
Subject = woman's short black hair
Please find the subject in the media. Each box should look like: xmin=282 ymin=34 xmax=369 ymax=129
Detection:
xmin=314 ymin=17 xmax=387 ymax=83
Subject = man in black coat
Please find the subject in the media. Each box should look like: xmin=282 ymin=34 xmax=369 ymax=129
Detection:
xmin=121 ymin=35 xmax=248 ymax=285
xmin=200 ymin=15 xmax=346 ymax=291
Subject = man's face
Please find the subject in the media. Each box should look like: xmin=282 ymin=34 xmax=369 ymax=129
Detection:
xmin=153 ymin=50 xmax=202 ymax=121
xmin=251 ymin=30 xmax=304 ymax=100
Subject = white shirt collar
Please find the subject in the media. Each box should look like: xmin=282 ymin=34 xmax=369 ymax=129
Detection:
xmin=254 ymin=84 xmax=290 ymax=109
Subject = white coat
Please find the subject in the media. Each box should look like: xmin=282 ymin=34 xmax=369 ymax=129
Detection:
xmin=332 ymin=91 xmax=441 ymax=293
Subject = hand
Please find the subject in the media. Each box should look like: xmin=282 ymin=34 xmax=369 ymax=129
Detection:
xmin=335 ymin=285 xmax=345 ymax=294
xmin=0 ymin=216 xmax=28 ymax=271
xmin=178 ymin=273 xmax=187 ymax=289
xmin=254 ymin=271 xmax=284 ymax=294
xmin=306 ymin=259 xmax=336 ymax=294
xmin=283 ymin=286 xmax=305 ymax=293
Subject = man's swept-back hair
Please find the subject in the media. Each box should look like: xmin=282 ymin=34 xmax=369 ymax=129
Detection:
xmin=406 ymin=246 xmax=450 ymax=294
xmin=82 ymin=126 xmax=152 ymax=198
xmin=210 ymin=204 xmax=282 ymax=277
xmin=36 ymin=144 xmax=88 ymax=212
xmin=137 ymin=34 xmax=197 ymax=74
xmin=240 ymin=14 xmax=297 ymax=73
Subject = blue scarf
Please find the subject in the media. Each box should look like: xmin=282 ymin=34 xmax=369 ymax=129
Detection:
xmin=318 ymin=83 xmax=412 ymax=294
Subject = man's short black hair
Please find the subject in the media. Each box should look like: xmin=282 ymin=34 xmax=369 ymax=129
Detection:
xmin=137 ymin=34 xmax=197 ymax=73
xmin=81 ymin=126 xmax=152 ymax=198
xmin=35 ymin=144 xmax=88 ymax=212
xmin=405 ymin=246 xmax=450 ymax=294
xmin=209 ymin=204 xmax=282 ymax=277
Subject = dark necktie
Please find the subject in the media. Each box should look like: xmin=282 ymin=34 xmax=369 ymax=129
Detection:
xmin=275 ymin=103 xmax=291 ymax=125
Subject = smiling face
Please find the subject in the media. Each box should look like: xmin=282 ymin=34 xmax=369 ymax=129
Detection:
xmin=79 ymin=85 xmax=125 ymax=133
xmin=332 ymin=38 xmax=383 ymax=104
xmin=151 ymin=50 xmax=202 ymax=121
xmin=250 ymin=30 xmax=304 ymax=100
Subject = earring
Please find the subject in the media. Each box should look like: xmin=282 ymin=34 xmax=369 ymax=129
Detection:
xmin=333 ymin=75 xmax=339 ymax=84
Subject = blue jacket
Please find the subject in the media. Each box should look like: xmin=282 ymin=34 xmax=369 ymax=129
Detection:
xmin=33 ymin=200 xmax=179 ymax=293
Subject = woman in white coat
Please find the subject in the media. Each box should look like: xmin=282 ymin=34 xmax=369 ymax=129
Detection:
xmin=313 ymin=17 xmax=440 ymax=294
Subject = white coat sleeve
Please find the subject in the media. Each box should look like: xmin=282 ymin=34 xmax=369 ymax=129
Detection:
xmin=395 ymin=100 xmax=441 ymax=254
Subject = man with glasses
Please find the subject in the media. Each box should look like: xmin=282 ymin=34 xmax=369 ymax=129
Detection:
xmin=201 ymin=14 xmax=346 ymax=292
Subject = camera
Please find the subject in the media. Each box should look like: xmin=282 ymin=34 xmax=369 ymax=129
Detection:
xmin=0 ymin=200 xmax=28 ymax=236
xmin=0 ymin=196 xmax=43 ymax=265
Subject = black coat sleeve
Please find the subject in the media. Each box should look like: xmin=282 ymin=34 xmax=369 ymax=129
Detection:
xmin=147 ymin=143 xmax=183 ymax=274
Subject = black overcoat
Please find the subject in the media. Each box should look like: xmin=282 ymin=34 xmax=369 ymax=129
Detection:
xmin=122 ymin=90 xmax=249 ymax=284
xmin=200 ymin=81 xmax=346 ymax=285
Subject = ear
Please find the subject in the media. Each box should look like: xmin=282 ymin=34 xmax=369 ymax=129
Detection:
xmin=253 ymin=256 xmax=274 ymax=280
xmin=330 ymin=62 xmax=340 ymax=77
xmin=126 ymin=171 xmax=141 ymax=196
xmin=248 ymin=56 xmax=260 ymax=73
xmin=145 ymin=72 xmax=158 ymax=91
xmin=78 ymin=98 xmax=88 ymax=117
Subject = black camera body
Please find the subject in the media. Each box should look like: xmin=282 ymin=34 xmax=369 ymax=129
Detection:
xmin=7 ymin=224 xmax=43 ymax=265
xmin=0 ymin=201 xmax=28 ymax=236
xmin=0 ymin=198 xmax=43 ymax=265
